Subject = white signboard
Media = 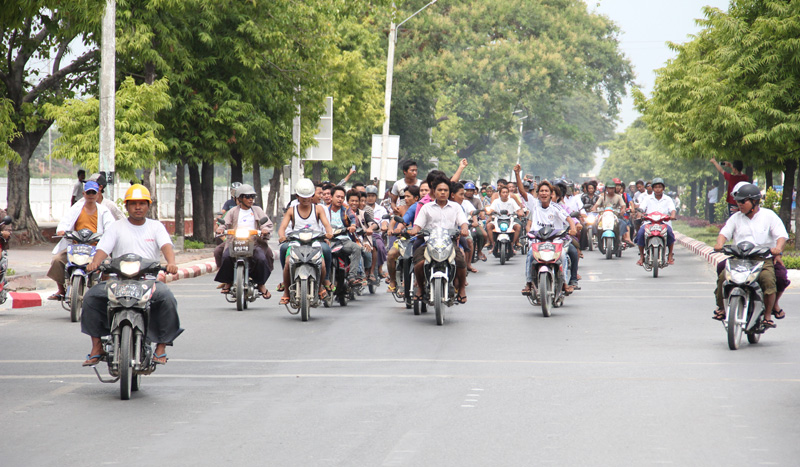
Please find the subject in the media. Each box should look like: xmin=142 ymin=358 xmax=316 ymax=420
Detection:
xmin=370 ymin=134 xmax=400 ymax=181
xmin=305 ymin=96 xmax=333 ymax=161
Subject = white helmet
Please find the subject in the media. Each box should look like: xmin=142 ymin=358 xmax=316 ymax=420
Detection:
xmin=295 ymin=178 xmax=315 ymax=198
xmin=732 ymin=181 xmax=749 ymax=196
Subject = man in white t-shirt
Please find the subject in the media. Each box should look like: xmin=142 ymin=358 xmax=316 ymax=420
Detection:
xmin=485 ymin=185 xmax=525 ymax=252
xmin=80 ymin=184 xmax=182 ymax=367
xmin=390 ymin=160 xmax=422 ymax=211
xmin=634 ymin=178 xmax=677 ymax=266
xmin=712 ymin=183 xmax=787 ymax=327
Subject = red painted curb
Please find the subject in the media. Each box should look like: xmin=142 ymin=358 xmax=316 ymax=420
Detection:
xmin=9 ymin=292 xmax=44 ymax=309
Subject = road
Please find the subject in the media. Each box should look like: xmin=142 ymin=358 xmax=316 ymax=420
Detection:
xmin=1 ymin=245 xmax=799 ymax=466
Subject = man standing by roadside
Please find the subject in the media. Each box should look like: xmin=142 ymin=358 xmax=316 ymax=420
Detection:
xmin=707 ymin=181 xmax=719 ymax=224
xmin=71 ymin=169 xmax=86 ymax=205
xmin=390 ymin=160 xmax=421 ymax=214
xmin=711 ymin=158 xmax=748 ymax=216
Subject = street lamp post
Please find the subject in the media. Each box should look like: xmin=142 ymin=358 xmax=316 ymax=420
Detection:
xmin=378 ymin=0 xmax=438 ymax=195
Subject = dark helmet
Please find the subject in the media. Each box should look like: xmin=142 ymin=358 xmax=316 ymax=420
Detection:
xmin=464 ymin=181 xmax=477 ymax=190
xmin=651 ymin=177 xmax=665 ymax=188
xmin=733 ymin=183 xmax=761 ymax=202
xmin=606 ymin=180 xmax=616 ymax=190
xmin=365 ymin=185 xmax=379 ymax=195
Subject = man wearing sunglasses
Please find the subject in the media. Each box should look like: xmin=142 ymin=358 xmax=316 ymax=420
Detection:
xmin=214 ymin=184 xmax=274 ymax=298
xmin=47 ymin=181 xmax=114 ymax=301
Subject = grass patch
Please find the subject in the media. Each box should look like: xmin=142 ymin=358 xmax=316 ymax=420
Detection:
xmin=183 ymin=238 xmax=205 ymax=250
xmin=672 ymin=220 xmax=720 ymax=246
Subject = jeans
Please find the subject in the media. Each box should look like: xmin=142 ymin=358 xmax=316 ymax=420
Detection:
xmin=526 ymin=243 xmax=569 ymax=283
xmin=634 ymin=224 xmax=675 ymax=247
xmin=332 ymin=237 xmax=362 ymax=280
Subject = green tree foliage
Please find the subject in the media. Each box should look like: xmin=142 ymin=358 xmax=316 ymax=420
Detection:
xmin=43 ymin=76 xmax=171 ymax=178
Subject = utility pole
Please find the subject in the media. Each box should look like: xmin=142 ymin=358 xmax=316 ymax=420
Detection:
xmin=48 ymin=126 xmax=52 ymax=221
xmin=99 ymin=0 xmax=116 ymax=197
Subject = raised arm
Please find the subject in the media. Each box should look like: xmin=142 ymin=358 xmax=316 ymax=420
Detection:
xmin=710 ymin=158 xmax=727 ymax=176
xmin=451 ymin=158 xmax=468 ymax=182
xmin=513 ymin=164 xmax=529 ymax=201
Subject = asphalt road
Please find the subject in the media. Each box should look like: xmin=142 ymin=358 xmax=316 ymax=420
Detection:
xmin=1 ymin=244 xmax=799 ymax=466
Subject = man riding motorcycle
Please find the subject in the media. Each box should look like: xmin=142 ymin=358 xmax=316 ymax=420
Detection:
xmin=365 ymin=185 xmax=389 ymax=281
xmin=712 ymin=183 xmax=787 ymax=328
xmin=324 ymin=186 xmax=364 ymax=286
xmin=591 ymin=180 xmax=635 ymax=247
xmin=462 ymin=181 xmax=487 ymax=262
xmin=486 ymin=185 xmax=525 ymax=253
xmin=634 ymin=178 xmax=677 ymax=266
xmin=81 ymin=185 xmax=182 ymax=366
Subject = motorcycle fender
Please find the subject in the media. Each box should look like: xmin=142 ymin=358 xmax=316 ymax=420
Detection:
xmin=431 ymin=271 xmax=448 ymax=280
xmin=71 ymin=269 xmax=88 ymax=278
xmin=110 ymin=309 xmax=146 ymax=335
xmin=294 ymin=264 xmax=318 ymax=281
xmin=538 ymin=265 xmax=551 ymax=274
xmin=601 ymin=230 xmax=616 ymax=238
xmin=646 ymin=237 xmax=663 ymax=248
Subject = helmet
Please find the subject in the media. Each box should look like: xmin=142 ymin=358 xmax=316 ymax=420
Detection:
xmin=522 ymin=181 xmax=531 ymax=190
xmin=235 ymin=184 xmax=257 ymax=198
xmin=231 ymin=182 xmax=242 ymax=190
xmin=733 ymin=183 xmax=761 ymax=202
xmin=124 ymin=184 xmax=151 ymax=204
xmin=606 ymin=180 xmax=616 ymax=189
xmin=365 ymin=185 xmax=379 ymax=195
xmin=464 ymin=181 xmax=477 ymax=190
xmin=613 ymin=178 xmax=622 ymax=185
xmin=651 ymin=177 xmax=665 ymax=188
xmin=732 ymin=181 xmax=749 ymax=195
xmin=295 ymin=178 xmax=315 ymax=198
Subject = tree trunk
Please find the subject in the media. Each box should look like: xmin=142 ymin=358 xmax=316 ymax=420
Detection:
xmin=689 ymin=180 xmax=697 ymax=217
xmin=765 ymin=170 xmax=773 ymax=190
xmin=198 ymin=161 xmax=215 ymax=244
xmin=174 ymin=160 xmax=185 ymax=251
xmin=778 ymin=159 xmax=797 ymax=232
xmin=8 ymin=128 xmax=48 ymax=244
xmin=795 ymin=162 xmax=800 ymax=250
xmin=312 ymin=161 xmax=322 ymax=183
xmin=188 ymin=163 xmax=205 ymax=243
xmin=230 ymin=147 xmax=243 ymax=184
xmin=253 ymin=161 xmax=263 ymax=209
xmin=267 ymin=165 xmax=282 ymax=218
xmin=745 ymin=166 xmax=754 ymax=181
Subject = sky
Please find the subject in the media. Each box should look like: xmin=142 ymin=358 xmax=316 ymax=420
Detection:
xmin=591 ymin=0 xmax=730 ymax=131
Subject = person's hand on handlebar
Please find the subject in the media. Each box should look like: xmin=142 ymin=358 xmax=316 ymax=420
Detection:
xmin=165 ymin=263 xmax=178 ymax=275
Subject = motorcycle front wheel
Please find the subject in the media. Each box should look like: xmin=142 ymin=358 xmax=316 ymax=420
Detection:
xmin=235 ymin=263 xmax=246 ymax=311
xmin=70 ymin=275 xmax=85 ymax=323
xmin=605 ymin=238 xmax=613 ymax=260
xmin=651 ymin=246 xmax=659 ymax=278
xmin=539 ymin=272 xmax=552 ymax=317
xmin=499 ymin=243 xmax=507 ymax=265
xmin=726 ymin=296 xmax=744 ymax=350
xmin=119 ymin=324 xmax=133 ymax=400
xmin=433 ymin=278 xmax=445 ymax=326
xmin=300 ymin=279 xmax=310 ymax=322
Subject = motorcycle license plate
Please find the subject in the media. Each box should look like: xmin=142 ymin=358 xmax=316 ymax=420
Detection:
xmin=112 ymin=283 xmax=145 ymax=299
xmin=233 ymin=240 xmax=250 ymax=254
xmin=498 ymin=233 xmax=510 ymax=242
xmin=70 ymin=244 xmax=93 ymax=255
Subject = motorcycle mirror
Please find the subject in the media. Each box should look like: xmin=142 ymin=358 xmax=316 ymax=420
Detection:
xmin=258 ymin=216 xmax=270 ymax=226
xmin=569 ymin=211 xmax=580 ymax=218
xmin=1 ymin=215 xmax=11 ymax=225
xmin=215 ymin=217 xmax=225 ymax=225
xmin=382 ymin=214 xmax=391 ymax=219
xmin=500 ymin=210 xmax=508 ymax=215
xmin=393 ymin=215 xmax=404 ymax=224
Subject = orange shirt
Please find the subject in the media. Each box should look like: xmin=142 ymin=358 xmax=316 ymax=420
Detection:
xmin=74 ymin=206 xmax=98 ymax=232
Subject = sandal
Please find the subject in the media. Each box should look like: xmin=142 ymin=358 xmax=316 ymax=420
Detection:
xmin=455 ymin=294 xmax=467 ymax=304
xmin=47 ymin=293 xmax=65 ymax=301
xmin=82 ymin=352 xmax=107 ymax=367
xmin=276 ymin=283 xmax=285 ymax=292
xmin=521 ymin=283 xmax=532 ymax=296
xmin=279 ymin=295 xmax=290 ymax=305
xmin=387 ymin=284 xmax=398 ymax=293
xmin=467 ymin=266 xmax=478 ymax=273
xmin=712 ymin=309 xmax=725 ymax=321
xmin=762 ymin=318 xmax=776 ymax=329
xmin=318 ymin=288 xmax=328 ymax=300
xmin=668 ymin=255 xmax=675 ymax=265
xmin=153 ymin=353 xmax=168 ymax=365
xmin=774 ymin=309 xmax=786 ymax=320
xmin=260 ymin=288 xmax=272 ymax=299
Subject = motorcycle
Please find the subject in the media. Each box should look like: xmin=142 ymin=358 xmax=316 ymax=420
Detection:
xmin=283 ymin=228 xmax=328 ymax=321
xmin=330 ymin=228 xmax=364 ymax=306
xmin=222 ymin=216 xmax=271 ymax=311
xmin=527 ymin=226 xmax=570 ymax=317
xmin=640 ymin=211 xmax=670 ymax=278
xmin=0 ymin=215 xmax=12 ymax=305
xmin=491 ymin=210 xmax=516 ymax=265
xmin=417 ymin=227 xmax=460 ymax=325
xmin=468 ymin=209 xmax=485 ymax=263
xmin=90 ymin=254 xmax=165 ymax=400
xmin=389 ymin=216 xmax=415 ymax=312
xmin=581 ymin=212 xmax=598 ymax=251
xmin=60 ymin=228 xmax=102 ymax=322
xmin=596 ymin=207 xmax=623 ymax=259
xmin=720 ymin=242 xmax=772 ymax=350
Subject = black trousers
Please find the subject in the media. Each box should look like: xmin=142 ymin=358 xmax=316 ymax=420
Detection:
xmin=81 ymin=282 xmax=184 ymax=344
xmin=214 ymin=247 xmax=271 ymax=286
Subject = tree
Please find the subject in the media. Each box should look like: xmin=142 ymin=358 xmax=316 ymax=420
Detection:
xmin=1 ymin=2 xmax=101 ymax=241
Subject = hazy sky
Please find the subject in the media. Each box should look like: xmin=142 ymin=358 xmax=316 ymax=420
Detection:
xmin=591 ymin=0 xmax=730 ymax=131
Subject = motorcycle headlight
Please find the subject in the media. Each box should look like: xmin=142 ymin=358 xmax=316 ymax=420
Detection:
xmin=68 ymin=253 xmax=92 ymax=266
xmin=539 ymin=251 xmax=555 ymax=261
xmin=235 ymin=228 xmax=251 ymax=239
xmin=119 ymin=260 xmax=141 ymax=277
xmin=299 ymin=231 xmax=313 ymax=242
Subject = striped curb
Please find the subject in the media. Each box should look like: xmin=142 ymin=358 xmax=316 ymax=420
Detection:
xmin=0 ymin=290 xmax=53 ymax=309
xmin=158 ymin=259 xmax=218 ymax=283
xmin=673 ymin=231 xmax=727 ymax=268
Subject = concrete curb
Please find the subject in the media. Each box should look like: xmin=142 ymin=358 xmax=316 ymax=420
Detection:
xmin=1 ymin=257 xmax=218 ymax=310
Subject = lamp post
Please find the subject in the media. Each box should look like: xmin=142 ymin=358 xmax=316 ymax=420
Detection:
xmin=378 ymin=0 xmax=439 ymax=195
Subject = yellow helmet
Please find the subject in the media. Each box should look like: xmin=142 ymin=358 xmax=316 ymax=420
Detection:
xmin=124 ymin=184 xmax=152 ymax=204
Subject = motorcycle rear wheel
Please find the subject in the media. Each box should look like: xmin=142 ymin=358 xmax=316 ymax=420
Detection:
xmin=70 ymin=275 xmax=85 ymax=323
xmin=235 ymin=263 xmax=246 ymax=311
xmin=300 ymin=279 xmax=310 ymax=322
xmin=539 ymin=272 xmax=552 ymax=318
xmin=727 ymin=297 xmax=744 ymax=350
xmin=119 ymin=324 xmax=133 ymax=400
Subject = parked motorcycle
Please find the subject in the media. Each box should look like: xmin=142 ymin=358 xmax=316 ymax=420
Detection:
xmin=640 ymin=211 xmax=670 ymax=278
xmin=491 ymin=210 xmax=516 ymax=265
xmin=596 ymin=207 xmax=622 ymax=259
xmin=0 ymin=215 xmax=12 ymax=305
xmin=60 ymin=228 xmax=102 ymax=322
xmin=527 ymin=226 xmax=570 ymax=317
xmin=222 ymin=217 xmax=271 ymax=311
xmin=283 ymin=228 xmax=328 ymax=321
xmin=389 ymin=216 xmax=415 ymax=312
xmin=90 ymin=254 xmax=165 ymax=400
xmin=720 ymin=242 xmax=772 ymax=350
xmin=417 ymin=227 xmax=460 ymax=325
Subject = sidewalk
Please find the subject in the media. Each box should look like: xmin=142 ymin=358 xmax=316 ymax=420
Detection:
xmin=1 ymin=244 xmax=218 ymax=309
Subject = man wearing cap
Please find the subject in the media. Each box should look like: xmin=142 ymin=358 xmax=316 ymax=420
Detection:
xmin=214 ymin=184 xmax=274 ymax=298
xmin=47 ymin=180 xmax=115 ymax=301
xmin=87 ymin=173 xmax=125 ymax=220
xmin=462 ymin=181 xmax=487 ymax=261
xmin=81 ymin=184 xmax=182 ymax=366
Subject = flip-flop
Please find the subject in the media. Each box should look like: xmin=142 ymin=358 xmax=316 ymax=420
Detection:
xmin=762 ymin=319 xmax=776 ymax=329
xmin=153 ymin=353 xmax=168 ymax=365
xmin=455 ymin=294 xmax=467 ymax=304
xmin=668 ymin=257 xmax=675 ymax=265
xmin=260 ymin=289 xmax=272 ymax=299
xmin=318 ymin=288 xmax=328 ymax=300
xmin=712 ymin=309 xmax=725 ymax=321
xmin=387 ymin=284 xmax=397 ymax=293
xmin=774 ymin=309 xmax=786 ymax=320
xmin=279 ymin=296 xmax=290 ymax=305
xmin=82 ymin=352 xmax=107 ymax=367
xmin=48 ymin=293 xmax=65 ymax=301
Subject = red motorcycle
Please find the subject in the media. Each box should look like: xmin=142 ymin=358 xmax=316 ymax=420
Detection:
xmin=526 ymin=226 xmax=569 ymax=317
xmin=641 ymin=211 xmax=669 ymax=278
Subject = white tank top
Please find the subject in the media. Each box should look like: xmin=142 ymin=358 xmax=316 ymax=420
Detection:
xmin=289 ymin=203 xmax=324 ymax=232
